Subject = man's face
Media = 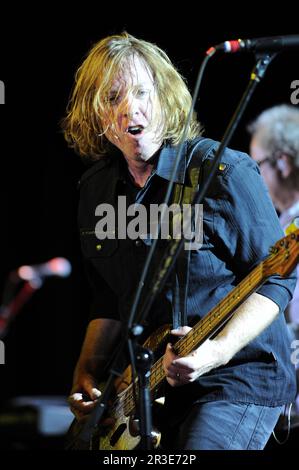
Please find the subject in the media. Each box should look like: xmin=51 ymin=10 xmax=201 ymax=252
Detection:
xmin=250 ymin=135 xmax=281 ymax=204
xmin=102 ymin=56 xmax=163 ymax=162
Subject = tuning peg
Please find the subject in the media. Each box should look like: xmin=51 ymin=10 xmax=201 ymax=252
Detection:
xmin=285 ymin=217 xmax=299 ymax=235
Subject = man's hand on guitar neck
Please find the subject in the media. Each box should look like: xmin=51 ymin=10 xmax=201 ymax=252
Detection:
xmin=163 ymin=294 xmax=280 ymax=387
xmin=163 ymin=326 xmax=228 ymax=387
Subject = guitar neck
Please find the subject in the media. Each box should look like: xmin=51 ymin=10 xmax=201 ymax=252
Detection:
xmin=149 ymin=260 xmax=265 ymax=392
xmin=112 ymin=228 xmax=299 ymax=419
xmin=120 ymin=261 xmax=266 ymax=416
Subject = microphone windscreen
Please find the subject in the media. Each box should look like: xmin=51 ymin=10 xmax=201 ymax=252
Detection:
xmin=47 ymin=258 xmax=72 ymax=277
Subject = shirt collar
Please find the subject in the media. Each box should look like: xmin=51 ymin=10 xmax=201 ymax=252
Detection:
xmin=113 ymin=141 xmax=188 ymax=185
xmin=155 ymin=142 xmax=188 ymax=183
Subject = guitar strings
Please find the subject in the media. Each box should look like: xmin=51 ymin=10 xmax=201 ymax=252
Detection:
xmin=111 ymin=239 xmax=297 ymax=416
xmin=115 ymin=264 xmax=264 ymax=416
xmin=120 ymin=262 xmax=268 ymax=414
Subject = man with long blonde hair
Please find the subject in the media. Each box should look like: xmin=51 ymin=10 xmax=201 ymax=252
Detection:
xmin=63 ymin=33 xmax=296 ymax=450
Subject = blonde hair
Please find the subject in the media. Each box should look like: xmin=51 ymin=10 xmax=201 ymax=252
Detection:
xmin=62 ymin=32 xmax=202 ymax=160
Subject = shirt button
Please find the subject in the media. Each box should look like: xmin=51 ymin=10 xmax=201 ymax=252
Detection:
xmin=218 ymin=163 xmax=226 ymax=171
xmin=135 ymin=240 xmax=142 ymax=247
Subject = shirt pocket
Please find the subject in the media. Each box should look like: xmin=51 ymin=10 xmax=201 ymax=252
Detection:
xmin=80 ymin=228 xmax=118 ymax=258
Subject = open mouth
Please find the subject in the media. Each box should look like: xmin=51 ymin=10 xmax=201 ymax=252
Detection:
xmin=126 ymin=125 xmax=144 ymax=135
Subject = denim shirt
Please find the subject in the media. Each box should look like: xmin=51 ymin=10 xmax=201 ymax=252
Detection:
xmin=78 ymin=138 xmax=297 ymax=407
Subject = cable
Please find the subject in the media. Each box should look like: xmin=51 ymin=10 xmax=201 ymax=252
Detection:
xmin=272 ymin=402 xmax=292 ymax=445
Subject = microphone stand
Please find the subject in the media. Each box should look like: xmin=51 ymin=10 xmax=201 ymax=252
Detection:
xmin=133 ymin=342 xmax=154 ymax=450
xmin=74 ymin=326 xmax=154 ymax=450
xmin=75 ymin=51 xmax=277 ymax=450
xmin=0 ymin=278 xmax=43 ymax=339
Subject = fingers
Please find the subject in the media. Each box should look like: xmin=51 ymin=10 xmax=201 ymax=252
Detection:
xmin=166 ymin=342 xmax=176 ymax=358
xmin=163 ymin=340 xmax=199 ymax=387
xmin=164 ymin=343 xmax=194 ymax=373
xmin=80 ymin=376 xmax=101 ymax=400
xmin=172 ymin=355 xmax=197 ymax=369
xmin=168 ymin=362 xmax=191 ymax=375
xmin=170 ymin=326 xmax=192 ymax=336
xmin=165 ymin=369 xmax=189 ymax=387
xmin=163 ymin=343 xmax=179 ymax=369
xmin=89 ymin=387 xmax=102 ymax=400
xmin=68 ymin=393 xmax=95 ymax=419
xmin=68 ymin=387 xmax=102 ymax=420
xmin=166 ymin=367 xmax=197 ymax=387
xmin=167 ymin=362 xmax=195 ymax=381
xmin=163 ymin=344 xmax=187 ymax=387
xmin=68 ymin=390 xmax=116 ymax=428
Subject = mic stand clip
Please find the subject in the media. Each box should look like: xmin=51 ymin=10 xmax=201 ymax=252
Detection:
xmin=130 ymin=324 xmax=154 ymax=451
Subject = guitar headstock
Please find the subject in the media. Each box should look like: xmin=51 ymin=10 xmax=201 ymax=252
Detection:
xmin=263 ymin=228 xmax=299 ymax=277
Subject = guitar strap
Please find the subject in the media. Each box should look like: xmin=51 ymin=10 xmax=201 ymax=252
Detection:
xmin=171 ymin=138 xmax=217 ymax=329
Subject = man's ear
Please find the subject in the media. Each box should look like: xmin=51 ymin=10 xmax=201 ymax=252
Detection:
xmin=276 ymin=154 xmax=293 ymax=178
xmin=276 ymin=159 xmax=286 ymax=171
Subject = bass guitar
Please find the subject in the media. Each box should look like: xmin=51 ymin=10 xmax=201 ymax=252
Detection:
xmin=69 ymin=227 xmax=299 ymax=450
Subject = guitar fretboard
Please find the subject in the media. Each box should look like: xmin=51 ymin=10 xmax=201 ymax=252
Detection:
xmin=116 ymin=261 xmax=265 ymax=417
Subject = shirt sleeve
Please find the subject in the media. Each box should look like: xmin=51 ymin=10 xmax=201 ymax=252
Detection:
xmin=212 ymin=150 xmax=297 ymax=313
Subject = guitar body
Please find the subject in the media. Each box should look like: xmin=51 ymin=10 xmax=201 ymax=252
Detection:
xmin=97 ymin=412 xmax=141 ymax=450
xmin=95 ymin=323 xmax=171 ymax=450
xmin=66 ymin=324 xmax=170 ymax=450
xmin=97 ymin=413 xmax=161 ymax=450
xmin=67 ymin=391 xmax=162 ymax=451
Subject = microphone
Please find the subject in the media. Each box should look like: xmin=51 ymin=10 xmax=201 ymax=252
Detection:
xmin=207 ymin=35 xmax=299 ymax=54
xmin=16 ymin=257 xmax=72 ymax=282
xmin=0 ymin=258 xmax=72 ymax=337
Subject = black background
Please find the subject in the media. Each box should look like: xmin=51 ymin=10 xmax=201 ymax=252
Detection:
xmin=0 ymin=6 xmax=298 ymax=410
